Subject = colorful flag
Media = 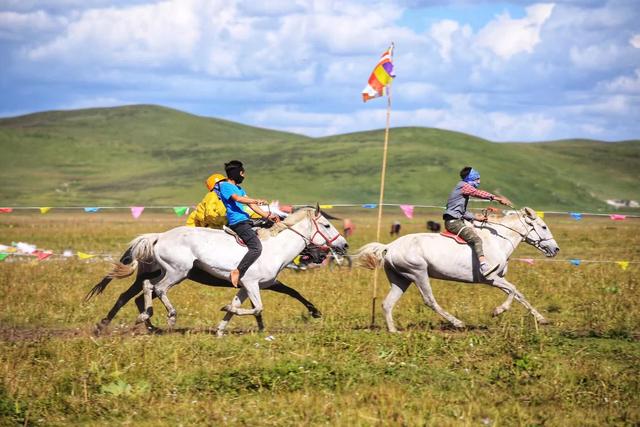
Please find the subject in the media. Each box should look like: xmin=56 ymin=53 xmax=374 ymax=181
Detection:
xmin=570 ymin=212 xmax=582 ymax=220
xmin=84 ymin=207 xmax=100 ymax=213
xmin=319 ymin=205 xmax=334 ymax=209
xmin=520 ymin=258 xmax=535 ymax=265
xmin=570 ymin=259 xmax=581 ymax=266
xmin=536 ymin=211 xmax=545 ymax=219
xmin=0 ymin=253 xmax=8 ymax=261
xmin=362 ymin=44 xmax=395 ymax=102
xmin=610 ymin=214 xmax=626 ymax=221
xmin=400 ymin=204 xmax=414 ymax=219
xmin=130 ymin=206 xmax=145 ymax=219
xmin=616 ymin=261 xmax=629 ymax=271
xmin=77 ymin=251 xmax=96 ymax=259
xmin=173 ymin=207 xmax=189 ymax=217
xmin=0 ymin=208 xmax=13 ymax=213
xmin=40 ymin=207 xmax=52 ymax=214
xmin=362 ymin=204 xmax=377 ymax=209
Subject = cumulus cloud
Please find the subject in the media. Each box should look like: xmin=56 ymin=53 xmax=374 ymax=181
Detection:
xmin=630 ymin=34 xmax=640 ymax=49
xmin=475 ymin=3 xmax=555 ymax=59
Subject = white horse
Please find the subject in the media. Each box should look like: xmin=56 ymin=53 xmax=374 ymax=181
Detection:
xmin=123 ymin=206 xmax=347 ymax=336
xmin=355 ymin=207 xmax=560 ymax=332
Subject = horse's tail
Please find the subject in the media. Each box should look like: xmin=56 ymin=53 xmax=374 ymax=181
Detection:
xmin=84 ymin=245 xmax=135 ymax=302
xmin=353 ymin=242 xmax=388 ymax=270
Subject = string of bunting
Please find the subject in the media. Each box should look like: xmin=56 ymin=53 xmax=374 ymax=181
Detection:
xmin=0 ymin=204 xmax=638 ymax=220
xmin=0 ymin=250 xmax=635 ymax=270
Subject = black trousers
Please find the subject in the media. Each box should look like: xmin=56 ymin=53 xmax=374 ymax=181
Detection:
xmin=230 ymin=220 xmax=262 ymax=277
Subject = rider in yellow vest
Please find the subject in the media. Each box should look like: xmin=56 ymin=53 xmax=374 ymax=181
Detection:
xmin=186 ymin=173 xmax=261 ymax=229
xmin=186 ymin=173 xmax=228 ymax=228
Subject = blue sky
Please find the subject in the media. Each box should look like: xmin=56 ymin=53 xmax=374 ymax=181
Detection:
xmin=1 ymin=0 xmax=638 ymax=141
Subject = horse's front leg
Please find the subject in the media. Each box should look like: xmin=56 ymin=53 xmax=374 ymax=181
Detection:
xmin=490 ymin=277 xmax=548 ymax=324
xmin=270 ymin=280 xmax=322 ymax=318
xmin=492 ymin=292 xmax=514 ymax=317
xmin=217 ymin=288 xmax=248 ymax=337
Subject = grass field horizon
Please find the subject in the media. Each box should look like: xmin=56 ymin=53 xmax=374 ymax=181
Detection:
xmin=1 ymin=104 xmax=639 ymax=213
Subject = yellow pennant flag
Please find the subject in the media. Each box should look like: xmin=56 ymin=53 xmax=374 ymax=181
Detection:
xmin=536 ymin=211 xmax=545 ymax=219
xmin=616 ymin=261 xmax=629 ymax=271
xmin=77 ymin=251 xmax=96 ymax=259
xmin=40 ymin=207 xmax=52 ymax=214
xmin=320 ymin=204 xmax=334 ymax=209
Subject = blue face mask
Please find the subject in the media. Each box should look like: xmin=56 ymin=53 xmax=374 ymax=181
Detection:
xmin=464 ymin=168 xmax=480 ymax=187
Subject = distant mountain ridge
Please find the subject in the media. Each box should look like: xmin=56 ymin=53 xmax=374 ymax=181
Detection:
xmin=0 ymin=105 xmax=638 ymax=211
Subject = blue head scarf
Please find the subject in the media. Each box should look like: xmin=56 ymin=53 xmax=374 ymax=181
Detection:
xmin=463 ymin=168 xmax=481 ymax=187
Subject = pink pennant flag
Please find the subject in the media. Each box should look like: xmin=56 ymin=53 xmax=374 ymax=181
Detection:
xmin=0 ymin=208 xmax=13 ymax=213
xmin=609 ymin=214 xmax=626 ymax=221
xmin=400 ymin=204 xmax=414 ymax=219
xmin=520 ymin=258 xmax=535 ymax=265
xmin=130 ymin=206 xmax=145 ymax=219
xmin=34 ymin=250 xmax=53 ymax=261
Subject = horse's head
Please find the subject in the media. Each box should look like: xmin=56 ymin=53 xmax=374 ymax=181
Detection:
xmin=309 ymin=203 xmax=349 ymax=253
xmin=281 ymin=205 xmax=349 ymax=254
xmin=520 ymin=207 xmax=560 ymax=257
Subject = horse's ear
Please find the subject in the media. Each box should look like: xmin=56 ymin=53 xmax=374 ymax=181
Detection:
xmin=315 ymin=203 xmax=320 ymax=217
xmin=523 ymin=207 xmax=536 ymax=219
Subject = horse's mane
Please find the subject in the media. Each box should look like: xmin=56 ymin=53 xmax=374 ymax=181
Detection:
xmin=257 ymin=208 xmax=314 ymax=240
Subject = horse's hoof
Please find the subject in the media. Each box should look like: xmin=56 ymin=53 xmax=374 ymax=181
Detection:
xmin=309 ymin=310 xmax=322 ymax=319
xmin=537 ymin=317 xmax=550 ymax=325
xmin=452 ymin=321 xmax=466 ymax=329
xmin=492 ymin=307 xmax=506 ymax=317
xmin=216 ymin=330 xmax=225 ymax=338
xmin=93 ymin=323 xmax=105 ymax=336
xmin=136 ymin=313 xmax=149 ymax=325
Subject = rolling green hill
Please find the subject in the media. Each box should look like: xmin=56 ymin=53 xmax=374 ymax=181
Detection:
xmin=1 ymin=105 xmax=638 ymax=211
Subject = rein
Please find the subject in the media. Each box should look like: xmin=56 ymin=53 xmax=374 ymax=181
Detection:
xmin=481 ymin=210 xmax=551 ymax=250
xmin=282 ymin=212 xmax=339 ymax=251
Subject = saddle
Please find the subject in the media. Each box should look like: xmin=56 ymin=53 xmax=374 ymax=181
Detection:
xmin=440 ymin=230 xmax=467 ymax=244
xmin=223 ymin=226 xmax=247 ymax=247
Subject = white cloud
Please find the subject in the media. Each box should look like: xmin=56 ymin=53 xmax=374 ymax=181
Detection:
xmin=602 ymin=69 xmax=640 ymax=93
xmin=429 ymin=19 xmax=459 ymax=62
xmin=0 ymin=10 xmax=68 ymax=40
xmin=475 ymin=3 xmax=555 ymax=59
xmin=630 ymin=34 xmax=640 ymax=49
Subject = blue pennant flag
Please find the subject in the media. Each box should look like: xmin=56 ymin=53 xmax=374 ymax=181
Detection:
xmin=570 ymin=259 xmax=581 ymax=266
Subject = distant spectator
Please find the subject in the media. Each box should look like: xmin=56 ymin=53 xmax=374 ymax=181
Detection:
xmin=390 ymin=220 xmax=401 ymax=236
xmin=426 ymin=220 xmax=441 ymax=232
xmin=343 ymin=218 xmax=355 ymax=237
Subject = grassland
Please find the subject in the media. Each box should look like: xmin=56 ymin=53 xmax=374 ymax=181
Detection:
xmin=0 ymin=210 xmax=638 ymax=426
xmin=1 ymin=105 xmax=639 ymax=211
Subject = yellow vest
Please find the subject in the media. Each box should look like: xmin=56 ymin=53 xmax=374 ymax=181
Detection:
xmin=186 ymin=191 xmax=261 ymax=228
xmin=186 ymin=191 xmax=227 ymax=229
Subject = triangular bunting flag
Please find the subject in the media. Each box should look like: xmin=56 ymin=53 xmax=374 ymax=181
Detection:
xmin=520 ymin=258 xmax=535 ymax=265
xmin=319 ymin=205 xmax=334 ymax=209
xmin=173 ymin=207 xmax=189 ymax=217
xmin=570 ymin=212 xmax=582 ymax=220
xmin=400 ymin=204 xmax=414 ymax=219
xmin=0 ymin=208 xmax=13 ymax=213
xmin=362 ymin=204 xmax=377 ymax=209
xmin=39 ymin=207 xmax=52 ymax=214
xmin=130 ymin=206 xmax=145 ymax=219
xmin=0 ymin=253 xmax=8 ymax=261
xmin=610 ymin=214 xmax=626 ymax=221
xmin=34 ymin=250 xmax=53 ymax=261
xmin=77 ymin=251 xmax=96 ymax=259
xmin=570 ymin=259 xmax=581 ymax=266
xmin=616 ymin=261 xmax=629 ymax=271
xmin=536 ymin=211 xmax=545 ymax=219
xmin=84 ymin=207 xmax=100 ymax=213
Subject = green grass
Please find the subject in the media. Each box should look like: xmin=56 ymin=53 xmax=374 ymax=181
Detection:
xmin=0 ymin=211 xmax=639 ymax=425
xmin=1 ymin=105 xmax=638 ymax=211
